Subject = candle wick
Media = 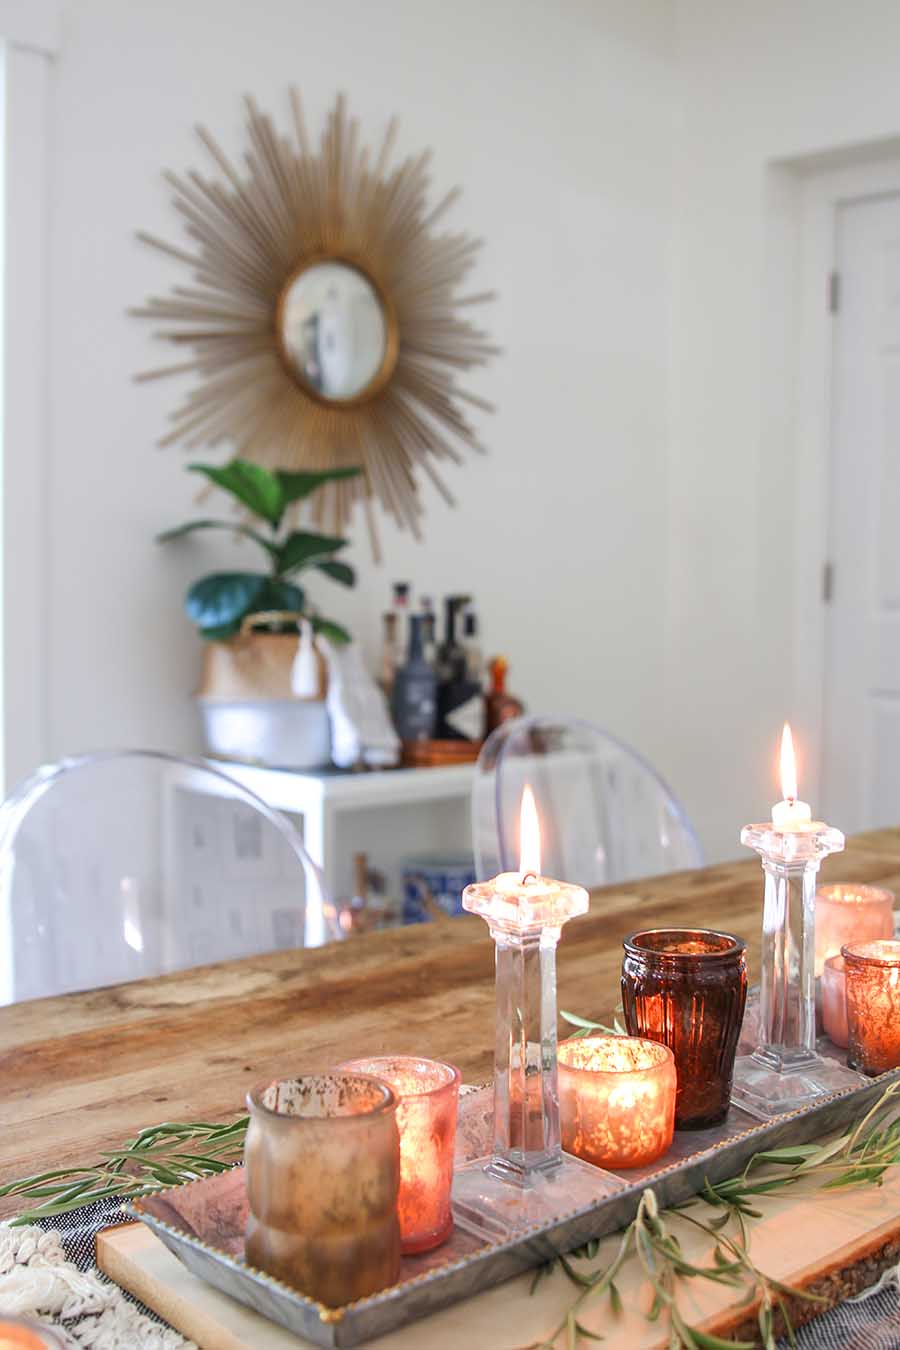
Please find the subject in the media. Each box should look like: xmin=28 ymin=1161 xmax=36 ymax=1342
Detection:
xmin=520 ymin=872 xmax=537 ymax=885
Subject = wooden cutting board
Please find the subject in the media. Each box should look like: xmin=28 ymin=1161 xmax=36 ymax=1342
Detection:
xmin=97 ymin=1158 xmax=900 ymax=1350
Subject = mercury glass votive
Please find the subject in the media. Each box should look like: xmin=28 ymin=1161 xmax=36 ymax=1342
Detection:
xmin=821 ymin=954 xmax=848 ymax=1049
xmin=558 ymin=1036 xmax=676 ymax=1168
xmin=842 ymin=940 xmax=900 ymax=1075
xmin=815 ymin=885 xmax=894 ymax=976
xmin=621 ymin=928 xmax=747 ymax=1129
xmin=245 ymin=1073 xmax=401 ymax=1306
xmin=338 ymin=1056 xmax=460 ymax=1254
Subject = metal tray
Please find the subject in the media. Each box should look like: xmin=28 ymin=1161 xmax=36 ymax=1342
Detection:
xmin=126 ymin=1060 xmax=900 ymax=1348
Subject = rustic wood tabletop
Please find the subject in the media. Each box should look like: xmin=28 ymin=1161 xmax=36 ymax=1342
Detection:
xmin=4 ymin=825 xmax=900 ymax=1219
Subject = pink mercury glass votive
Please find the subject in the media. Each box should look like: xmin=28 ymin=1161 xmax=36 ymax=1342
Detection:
xmin=821 ymin=954 xmax=848 ymax=1049
xmin=815 ymin=884 xmax=894 ymax=977
xmin=339 ymin=1056 xmax=460 ymax=1254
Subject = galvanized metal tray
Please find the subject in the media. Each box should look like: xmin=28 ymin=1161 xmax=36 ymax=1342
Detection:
xmin=126 ymin=1057 xmax=900 ymax=1348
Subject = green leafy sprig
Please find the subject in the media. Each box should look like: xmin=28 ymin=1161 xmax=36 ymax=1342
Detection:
xmin=0 ymin=1117 xmax=248 ymax=1225
xmin=526 ymin=1080 xmax=900 ymax=1350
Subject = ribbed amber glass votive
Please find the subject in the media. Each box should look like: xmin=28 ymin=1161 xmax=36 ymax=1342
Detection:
xmin=621 ymin=928 xmax=746 ymax=1129
xmin=338 ymin=1055 xmax=460 ymax=1254
xmin=558 ymin=1035 xmax=675 ymax=1168
xmin=842 ymin=940 xmax=900 ymax=1075
xmin=245 ymin=1073 xmax=401 ymax=1306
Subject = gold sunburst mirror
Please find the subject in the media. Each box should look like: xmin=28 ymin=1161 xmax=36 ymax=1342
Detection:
xmin=132 ymin=91 xmax=497 ymax=555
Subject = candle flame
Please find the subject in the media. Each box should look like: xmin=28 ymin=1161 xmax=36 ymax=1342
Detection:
xmin=780 ymin=723 xmax=798 ymax=802
xmin=519 ymin=785 xmax=541 ymax=877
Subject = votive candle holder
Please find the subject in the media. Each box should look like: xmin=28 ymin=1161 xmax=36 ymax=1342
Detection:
xmin=821 ymin=954 xmax=848 ymax=1049
xmin=621 ymin=928 xmax=747 ymax=1129
xmin=842 ymin=939 xmax=900 ymax=1075
xmin=339 ymin=1055 xmax=460 ymax=1254
xmin=558 ymin=1035 xmax=676 ymax=1169
xmin=815 ymin=884 xmax=894 ymax=976
xmin=245 ymin=1073 xmax=401 ymax=1306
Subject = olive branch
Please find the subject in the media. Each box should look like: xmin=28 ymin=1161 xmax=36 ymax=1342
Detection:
xmin=524 ymin=1080 xmax=900 ymax=1350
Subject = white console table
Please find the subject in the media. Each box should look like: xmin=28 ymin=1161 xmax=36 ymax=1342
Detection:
xmin=210 ymin=761 xmax=476 ymax=944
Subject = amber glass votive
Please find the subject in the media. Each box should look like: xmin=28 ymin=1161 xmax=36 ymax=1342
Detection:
xmin=815 ymin=884 xmax=894 ymax=976
xmin=621 ymin=928 xmax=747 ymax=1129
xmin=821 ymin=954 xmax=848 ymax=1049
xmin=245 ymin=1073 xmax=401 ymax=1306
xmin=842 ymin=940 xmax=900 ymax=1075
xmin=339 ymin=1055 xmax=460 ymax=1254
xmin=558 ymin=1035 xmax=675 ymax=1168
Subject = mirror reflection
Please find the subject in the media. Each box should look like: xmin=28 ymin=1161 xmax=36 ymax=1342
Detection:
xmin=279 ymin=261 xmax=389 ymax=402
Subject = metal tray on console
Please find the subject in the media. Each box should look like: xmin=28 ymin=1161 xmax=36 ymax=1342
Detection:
xmin=126 ymin=1061 xmax=900 ymax=1348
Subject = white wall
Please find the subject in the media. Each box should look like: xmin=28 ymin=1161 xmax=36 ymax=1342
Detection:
xmin=666 ymin=0 xmax=900 ymax=857
xmin=32 ymin=2 xmax=675 ymax=797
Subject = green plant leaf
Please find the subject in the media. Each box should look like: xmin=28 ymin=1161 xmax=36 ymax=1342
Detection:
xmin=199 ymin=622 xmax=241 ymax=641
xmin=276 ymin=531 xmax=347 ymax=576
xmin=276 ymin=466 xmax=362 ymax=508
xmin=257 ymin=579 xmax=305 ymax=615
xmin=156 ymin=518 xmax=278 ymax=560
xmin=185 ymin=573 xmax=269 ymax=630
xmin=189 ymin=460 xmax=284 ymax=527
xmin=314 ymin=559 xmax=355 ymax=587
xmin=310 ymin=616 xmax=351 ymax=645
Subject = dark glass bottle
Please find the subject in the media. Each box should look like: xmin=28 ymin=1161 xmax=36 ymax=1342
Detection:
xmin=485 ymin=656 xmax=525 ymax=735
xmin=391 ymin=614 xmax=437 ymax=742
xmin=621 ymin=928 xmax=747 ymax=1129
xmin=436 ymin=595 xmax=482 ymax=740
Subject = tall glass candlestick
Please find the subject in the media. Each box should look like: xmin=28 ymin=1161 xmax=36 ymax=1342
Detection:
xmin=452 ymin=788 xmax=624 ymax=1240
xmin=731 ymin=725 xmax=863 ymax=1119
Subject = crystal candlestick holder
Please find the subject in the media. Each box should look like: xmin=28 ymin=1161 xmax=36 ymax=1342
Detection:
xmin=731 ymin=820 xmax=864 ymax=1120
xmin=451 ymin=871 xmax=624 ymax=1240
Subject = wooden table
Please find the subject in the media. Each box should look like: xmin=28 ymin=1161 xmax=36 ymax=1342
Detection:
xmin=4 ymin=826 xmax=900 ymax=1220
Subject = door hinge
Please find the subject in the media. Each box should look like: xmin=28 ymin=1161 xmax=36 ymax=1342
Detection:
xmin=823 ymin=560 xmax=835 ymax=603
xmin=828 ymin=271 xmax=840 ymax=314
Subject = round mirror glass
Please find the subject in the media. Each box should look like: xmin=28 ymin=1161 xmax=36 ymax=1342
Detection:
xmin=279 ymin=261 xmax=390 ymax=402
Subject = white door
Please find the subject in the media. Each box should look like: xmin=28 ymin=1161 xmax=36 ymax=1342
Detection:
xmin=822 ymin=191 xmax=900 ymax=832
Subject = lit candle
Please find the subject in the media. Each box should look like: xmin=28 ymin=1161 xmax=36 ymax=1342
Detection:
xmin=814 ymin=884 xmax=894 ymax=977
xmin=771 ymin=723 xmax=813 ymax=831
xmin=338 ymin=1056 xmax=460 ymax=1254
xmin=558 ymin=1035 xmax=676 ymax=1168
xmin=842 ymin=940 xmax=900 ymax=1075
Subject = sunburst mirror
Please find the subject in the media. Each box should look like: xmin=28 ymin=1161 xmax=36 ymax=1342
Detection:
xmin=132 ymin=91 xmax=497 ymax=555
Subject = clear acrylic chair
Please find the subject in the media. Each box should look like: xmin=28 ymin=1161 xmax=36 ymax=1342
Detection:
xmin=0 ymin=749 xmax=335 ymax=1006
xmin=472 ymin=716 xmax=702 ymax=887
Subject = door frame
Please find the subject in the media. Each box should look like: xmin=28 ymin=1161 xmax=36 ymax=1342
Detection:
xmin=0 ymin=1 xmax=59 ymax=795
xmin=792 ymin=152 xmax=900 ymax=809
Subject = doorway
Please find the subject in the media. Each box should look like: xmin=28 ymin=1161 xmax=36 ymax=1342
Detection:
xmin=820 ymin=187 xmax=900 ymax=831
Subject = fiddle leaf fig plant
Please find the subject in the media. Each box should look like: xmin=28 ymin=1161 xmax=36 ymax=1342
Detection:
xmin=158 ymin=459 xmax=361 ymax=642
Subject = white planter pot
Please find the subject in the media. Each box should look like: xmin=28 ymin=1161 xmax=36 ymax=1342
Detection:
xmin=198 ymin=698 xmax=332 ymax=770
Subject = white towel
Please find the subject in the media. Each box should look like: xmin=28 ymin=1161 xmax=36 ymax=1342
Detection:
xmin=319 ymin=638 xmax=400 ymax=769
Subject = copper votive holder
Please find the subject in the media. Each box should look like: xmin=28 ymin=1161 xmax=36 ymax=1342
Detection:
xmin=621 ymin=928 xmax=747 ymax=1129
xmin=558 ymin=1035 xmax=676 ymax=1169
xmin=842 ymin=940 xmax=900 ymax=1076
xmin=815 ymin=884 xmax=894 ymax=976
xmin=245 ymin=1073 xmax=401 ymax=1306
xmin=339 ymin=1055 xmax=460 ymax=1254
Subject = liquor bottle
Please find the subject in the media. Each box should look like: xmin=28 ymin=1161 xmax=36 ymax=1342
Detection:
xmin=391 ymin=613 xmax=437 ymax=742
xmin=420 ymin=596 xmax=437 ymax=664
xmin=462 ymin=610 xmax=483 ymax=683
xmin=436 ymin=595 xmax=483 ymax=740
xmin=379 ymin=611 xmax=399 ymax=696
xmin=485 ymin=656 xmax=525 ymax=735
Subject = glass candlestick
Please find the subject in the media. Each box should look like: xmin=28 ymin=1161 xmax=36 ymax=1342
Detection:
xmin=731 ymin=820 xmax=863 ymax=1120
xmin=451 ymin=870 xmax=624 ymax=1240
